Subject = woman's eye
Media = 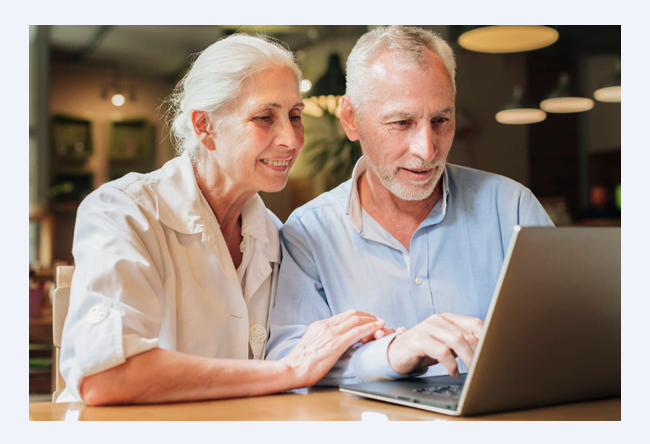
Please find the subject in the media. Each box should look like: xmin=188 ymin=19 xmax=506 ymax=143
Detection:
xmin=256 ymin=115 xmax=272 ymax=122
xmin=290 ymin=115 xmax=302 ymax=123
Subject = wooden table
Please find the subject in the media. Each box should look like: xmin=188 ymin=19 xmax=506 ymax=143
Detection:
xmin=29 ymin=388 xmax=620 ymax=421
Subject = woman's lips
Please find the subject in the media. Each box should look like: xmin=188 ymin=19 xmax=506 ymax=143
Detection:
xmin=260 ymin=158 xmax=291 ymax=171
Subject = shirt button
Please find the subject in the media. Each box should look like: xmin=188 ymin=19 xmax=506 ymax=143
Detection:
xmin=86 ymin=305 xmax=109 ymax=325
xmin=249 ymin=324 xmax=267 ymax=343
xmin=414 ymin=277 xmax=423 ymax=285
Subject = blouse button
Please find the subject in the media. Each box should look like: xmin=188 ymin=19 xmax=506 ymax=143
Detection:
xmin=249 ymin=324 xmax=267 ymax=343
xmin=414 ymin=277 xmax=423 ymax=285
xmin=87 ymin=305 xmax=109 ymax=325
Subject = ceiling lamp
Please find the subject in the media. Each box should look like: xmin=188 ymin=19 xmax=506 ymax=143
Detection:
xmin=303 ymin=53 xmax=346 ymax=118
xmin=101 ymin=66 xmax=136 ymax=107
xmin=593 ymin=61 xmax=621 ymax=103
xmin=495 ymin=86 xmax=547 ymax=125
xmin=458 ymin=26 xmax=559 ymax=53
xmin=540 ymin=72 xmax=594 ymax=113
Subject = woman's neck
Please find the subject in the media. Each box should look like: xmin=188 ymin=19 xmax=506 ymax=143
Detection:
xmin=193 ymin=160 xmax=255 ymax=240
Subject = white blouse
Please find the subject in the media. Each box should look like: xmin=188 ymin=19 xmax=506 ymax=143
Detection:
xmin=57 ymin=153 xmax=281 ymax=402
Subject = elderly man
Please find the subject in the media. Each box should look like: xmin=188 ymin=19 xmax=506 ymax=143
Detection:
xmin=266 ymin=26 xmax=553 ymax=384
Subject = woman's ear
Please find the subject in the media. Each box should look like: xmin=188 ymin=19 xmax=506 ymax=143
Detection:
xmin=191 ymin=111 xmax=216 ymax=151
xmin=339 ymin=96 xmax=360 ymax=142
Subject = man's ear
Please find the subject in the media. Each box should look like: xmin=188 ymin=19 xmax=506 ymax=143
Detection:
xmin=191 ymin=110 xmax=216 ymax=152
xmin=339 ymin=96 xmax=361 ymax=142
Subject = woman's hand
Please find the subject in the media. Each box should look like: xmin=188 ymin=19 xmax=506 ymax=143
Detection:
xmin=360 ymin=326 xmax=407 ymax=344
xmin=281 ymin=309 xmax=386 ymax=388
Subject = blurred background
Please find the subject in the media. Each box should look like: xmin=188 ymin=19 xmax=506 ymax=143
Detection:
xmin=28 ymin=25 xmax=621 ymax=400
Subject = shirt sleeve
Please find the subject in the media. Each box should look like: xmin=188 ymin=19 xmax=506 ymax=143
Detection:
xmin=266 ymin=219 xmax=421 ymax=385
xmin=59 ymin=185 xmax=164 ymax=401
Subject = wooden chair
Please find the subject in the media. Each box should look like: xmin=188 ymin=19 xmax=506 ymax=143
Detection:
xmin=52 ymin=266 xmax=74 ymax=402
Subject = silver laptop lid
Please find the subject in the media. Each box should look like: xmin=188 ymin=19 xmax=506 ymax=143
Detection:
xmin=458 ymin=226 xmax=621 ymax=415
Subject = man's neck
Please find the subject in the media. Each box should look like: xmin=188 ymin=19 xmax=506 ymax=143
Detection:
xmin=358 ymin=169 xmax=443 ymax=251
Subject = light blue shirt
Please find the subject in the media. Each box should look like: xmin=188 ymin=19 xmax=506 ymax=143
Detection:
xmin=266 ymin=157 xmax=554 ymax=385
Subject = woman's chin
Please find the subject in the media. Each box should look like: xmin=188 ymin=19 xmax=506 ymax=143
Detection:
xmin=258 ymin=179 xmax=289 ymax=194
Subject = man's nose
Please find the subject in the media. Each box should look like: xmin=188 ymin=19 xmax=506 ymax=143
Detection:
xmin=409 ymin=126 xmax=436 ymax=161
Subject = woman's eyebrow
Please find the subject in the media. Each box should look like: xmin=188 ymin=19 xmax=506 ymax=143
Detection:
xmin=255 ymin=102 xmax=305 ymax=110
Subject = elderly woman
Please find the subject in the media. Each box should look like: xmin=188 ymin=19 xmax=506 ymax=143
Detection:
xmin=58 ymin=34 xmax=388 ymax=406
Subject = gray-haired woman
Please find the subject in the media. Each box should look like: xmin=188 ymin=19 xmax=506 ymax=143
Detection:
xmin=58 ymin=34 xmax=390 ymax=406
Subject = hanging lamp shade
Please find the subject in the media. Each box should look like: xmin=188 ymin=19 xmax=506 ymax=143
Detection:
xmin=495 ymin=85 xmax=547 ymax=125
xmin=458 ymin=26 xmax=559 ymax=53
xmin=540 ymin=72 xmax=594 ymax=113
xmin=594 ymin=61 xmax=621 ymax=103
xmin=303 ymin=53 xmax=346 ymax=118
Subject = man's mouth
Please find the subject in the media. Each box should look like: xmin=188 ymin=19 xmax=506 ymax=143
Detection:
xmin=403 ymin=168 xmax=432 ymax=174
xmin=400 ymin=167 xmax=434 ymax=181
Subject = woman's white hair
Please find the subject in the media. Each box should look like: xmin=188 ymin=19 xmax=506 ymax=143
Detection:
xmin=345 ymin=26 xmax=456 ymax=116
xmin=167 ymin=33 xmax=302 ymax=161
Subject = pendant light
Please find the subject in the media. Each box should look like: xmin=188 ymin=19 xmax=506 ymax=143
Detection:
xmin=495 ymin=85 xmax=547 ymax=125
xmin=540 ymin=72 xmax=594 ymax=113
xmin=593 ymin=61 xmax=621 ymax=103
xmin=458 ymin=26 xmax=559 ymax=54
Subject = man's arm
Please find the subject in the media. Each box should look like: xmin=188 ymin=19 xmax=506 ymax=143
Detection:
xmin=267 ymin=223 xmax=409 ymax=385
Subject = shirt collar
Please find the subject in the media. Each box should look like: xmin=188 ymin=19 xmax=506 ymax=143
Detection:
xmin=147 ymin=153 xmax=277 ymax=258
xmin=346 ymin=156 xmax=450 ymax=233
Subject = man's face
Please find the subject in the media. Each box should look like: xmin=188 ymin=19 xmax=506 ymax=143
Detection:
xmin=356 ymin=51 xmax=456 ymax=201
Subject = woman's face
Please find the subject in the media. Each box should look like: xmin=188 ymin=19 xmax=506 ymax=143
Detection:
xmin=211 ymin=65 xmax=305 ymax=194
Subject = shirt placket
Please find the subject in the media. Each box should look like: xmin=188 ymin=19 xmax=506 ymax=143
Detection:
xmin=409 ymin=227 xmax=435 ymax=324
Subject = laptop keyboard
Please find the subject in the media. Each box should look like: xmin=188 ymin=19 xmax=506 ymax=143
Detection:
xmin=413 ymin=384 xmax=464 ymax=398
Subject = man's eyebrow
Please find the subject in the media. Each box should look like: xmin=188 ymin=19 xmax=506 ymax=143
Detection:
xmin=380 ymin=106 xmax=455 ymax=121
xmin=433 ymin=107 xmax=455 ymax=117
xmin=380 ymin=109 xmax=419 ymax=120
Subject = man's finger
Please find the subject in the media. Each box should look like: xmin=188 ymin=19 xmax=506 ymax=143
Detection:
xmin=419 ymin=335 xmax=460 ymax=378
xmin=440 ymin=313 xmax=484 ymax=338
xmin=422 ymin=319 xmax=475 ymax=370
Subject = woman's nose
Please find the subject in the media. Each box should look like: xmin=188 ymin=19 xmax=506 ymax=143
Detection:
xmin=276 ymin=118 xmax=300 ymax=149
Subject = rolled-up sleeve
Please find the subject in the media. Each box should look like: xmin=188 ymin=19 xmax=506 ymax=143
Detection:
xmin=59 ymin=185 xmax=164 ymax=401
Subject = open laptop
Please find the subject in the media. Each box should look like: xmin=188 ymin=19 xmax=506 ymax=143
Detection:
xmin=340 ymin=226 xmax=621 ymax=416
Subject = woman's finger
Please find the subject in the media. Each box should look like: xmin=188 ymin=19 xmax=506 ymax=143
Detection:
xmin=337 ymin=320 xmax=385 ymax=351
xmin=330 ymin=309 xmax=377 ymax=325
xmin=335 ymin=315 xmax=384 ymax=337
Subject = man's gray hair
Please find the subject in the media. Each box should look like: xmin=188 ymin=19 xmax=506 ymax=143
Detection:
xmin=345 ymin=26 xmax=457 ymax=115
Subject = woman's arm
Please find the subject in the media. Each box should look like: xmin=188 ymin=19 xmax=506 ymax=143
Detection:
xmin=81 ymin=310 xmax=385 ymax=406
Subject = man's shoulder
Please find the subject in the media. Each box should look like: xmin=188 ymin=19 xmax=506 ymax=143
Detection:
xmin=282 ymin=179 xmax=352 ymax=233
xmin=288 ymin=179 xmax=352 ymax=220
xmin=446 ymin=163 xmax=531 ymax=196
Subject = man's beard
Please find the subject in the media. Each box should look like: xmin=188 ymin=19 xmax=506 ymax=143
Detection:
xmin=365 ymin=156 xmax=446 ymax=201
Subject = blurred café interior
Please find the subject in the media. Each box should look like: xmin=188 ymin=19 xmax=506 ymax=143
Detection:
xmin=28 ymin=25 xmax=621 ymax=401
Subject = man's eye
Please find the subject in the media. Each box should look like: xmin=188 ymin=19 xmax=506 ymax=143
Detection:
xmin=256 ymin=116 xmax=272 ymax=122
xmin=394 ymin=120 xmax=410 ymax=126
xmin=434 ymin=117 xmax=449 ymax=124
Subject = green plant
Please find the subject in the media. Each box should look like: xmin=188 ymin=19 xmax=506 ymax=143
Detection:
xmin=305 ymin=111 xmax=362 ymax=190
